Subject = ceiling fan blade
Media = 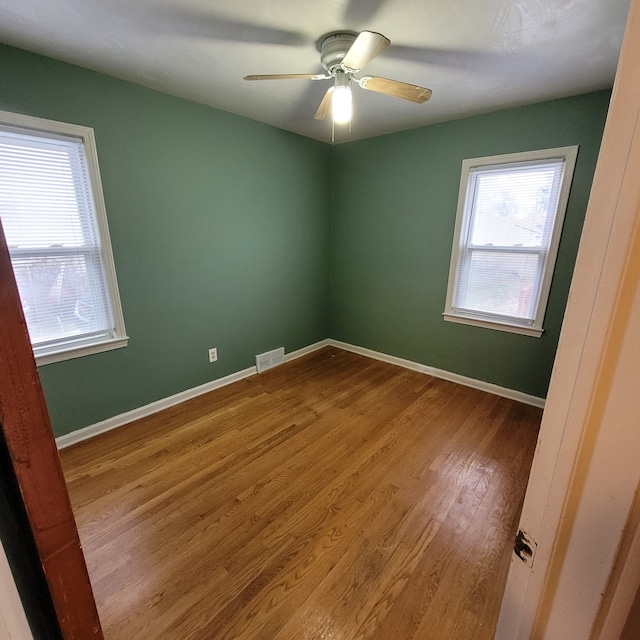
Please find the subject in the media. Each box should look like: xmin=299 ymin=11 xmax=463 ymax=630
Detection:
xmin=358 ymin=76 xmax=432 ymax=103
xmin=244 ymin=74 xmax=330 ymax=81
xmin=314 ymin=87 xmax=335 ymax=120
xmin=341 ymin=31 xmax=390 ymax=72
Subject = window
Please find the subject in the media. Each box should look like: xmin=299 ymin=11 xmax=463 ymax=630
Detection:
xmin=444 ymin=146 xmax=578 ymax=337
xmin=0 ymin=110 xmax=127 ymax=364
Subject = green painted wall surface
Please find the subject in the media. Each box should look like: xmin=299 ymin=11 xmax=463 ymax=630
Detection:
xmin=0 ymin=42 xmax=612 ymax=427
xmin=329 ymin=92 xmax=610 ymax=398
xmin=0 ymin=45 xmax=332 ymax=437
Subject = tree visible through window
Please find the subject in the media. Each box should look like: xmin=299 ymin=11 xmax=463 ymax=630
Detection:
xmin=0 ymin=110 xmax=127 ymax=364
xmin=444 ymin=146 xmax=578 ymax=337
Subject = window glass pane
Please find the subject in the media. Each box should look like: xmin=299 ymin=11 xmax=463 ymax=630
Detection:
xmin=457 ymin=250 xmax=541 ymax=321
xmin=11 ymin=253 xmax=109 ymax=345
xmin=445 ymin=147 xmax=577 ymax=335
xmin=468 ymin=162 xmax=563 ymax=248
xmin=0 ymin=113 xmax=126 ymax=362
xmin=0 ymin=133 xmax=95 ymax=248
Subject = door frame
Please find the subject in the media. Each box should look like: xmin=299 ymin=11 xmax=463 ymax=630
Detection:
xmin=0 ymin=218 xmax=103 ymax=639
xmin=0 ymin=539 xmax=33 ymax=640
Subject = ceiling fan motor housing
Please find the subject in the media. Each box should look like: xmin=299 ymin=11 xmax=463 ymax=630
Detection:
xmin=318 ymin=32 xmax=358 ymax=74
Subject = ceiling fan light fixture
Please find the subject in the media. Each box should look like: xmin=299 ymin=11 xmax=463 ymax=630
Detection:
xmin=332 ymin=85 xmax=352 ymax=124
xmin=244 ymin=30 xmax=432 ymax=131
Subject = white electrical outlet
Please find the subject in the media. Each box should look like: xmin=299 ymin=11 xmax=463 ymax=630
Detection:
xmin=208 ymin=348 xmax=218 ymax=363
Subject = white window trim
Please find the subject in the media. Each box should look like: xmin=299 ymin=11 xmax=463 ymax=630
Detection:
xmin=443 ymin=146 xmax=579 ymax=338
xmin=0 ymin=109 xmax=128 ymax=365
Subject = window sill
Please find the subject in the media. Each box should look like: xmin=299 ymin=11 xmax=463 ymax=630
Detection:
xmin=35 ymin=336 xmax=129 ymax=366
xmin=443 ymin=313 xmax=543 ymax=338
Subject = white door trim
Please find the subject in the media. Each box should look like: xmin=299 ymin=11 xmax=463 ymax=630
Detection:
xmin=0 ymin=540 xmax=33 ymax=640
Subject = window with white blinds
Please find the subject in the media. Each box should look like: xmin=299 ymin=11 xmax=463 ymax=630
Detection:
xmin=444 ymin=146 xmax=578 ymax=337
xmin=0 ymin=110 xmax=127 ymax=364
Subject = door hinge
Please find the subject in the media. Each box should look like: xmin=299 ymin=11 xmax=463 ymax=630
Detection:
xmin=514 ymin=529 xmax=537 ymax=566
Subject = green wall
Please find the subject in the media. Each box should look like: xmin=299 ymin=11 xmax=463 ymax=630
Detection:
xmin=0 ymin=44 xmax=611 ymax=433
xmin=330 ymin=91 xmax=610 ymax=398
xmin=0 ymin=44 xmax=332 ymax=437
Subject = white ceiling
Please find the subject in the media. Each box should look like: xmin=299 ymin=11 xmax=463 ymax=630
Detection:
xmin=0 ymin=0 xmax=630 ymax=144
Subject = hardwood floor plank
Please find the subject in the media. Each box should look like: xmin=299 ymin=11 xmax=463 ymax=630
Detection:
xmin=60 ymin=346 xmax=540 ymax=639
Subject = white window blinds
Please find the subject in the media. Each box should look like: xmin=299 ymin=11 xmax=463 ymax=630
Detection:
xmin=444 ymin=147 xmax=578 ymax=337
xmin=0 ymin=112 xmax=127 ymax=363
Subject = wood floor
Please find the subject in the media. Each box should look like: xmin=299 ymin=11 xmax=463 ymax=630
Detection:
xmin=59 ymin=347 xmax=541 ymax=640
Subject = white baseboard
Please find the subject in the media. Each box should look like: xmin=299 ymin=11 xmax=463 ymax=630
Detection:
xmin=327 ymin=339 xmax=546 ymax=409
xmin=56 ymin=337 xmax=543 ymax=449
xmin=285 ymin=338 xmax=331 ymax=362
xmin=55 ymin=339 xmax=330 ymax=450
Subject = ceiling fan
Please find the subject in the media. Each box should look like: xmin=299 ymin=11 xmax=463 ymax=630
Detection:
xmin=244 ymin=30 xmax=432 ymax=126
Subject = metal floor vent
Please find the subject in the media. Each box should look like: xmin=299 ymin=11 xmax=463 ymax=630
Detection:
xmin=256 ymin=347 xmax=285 ymax=373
